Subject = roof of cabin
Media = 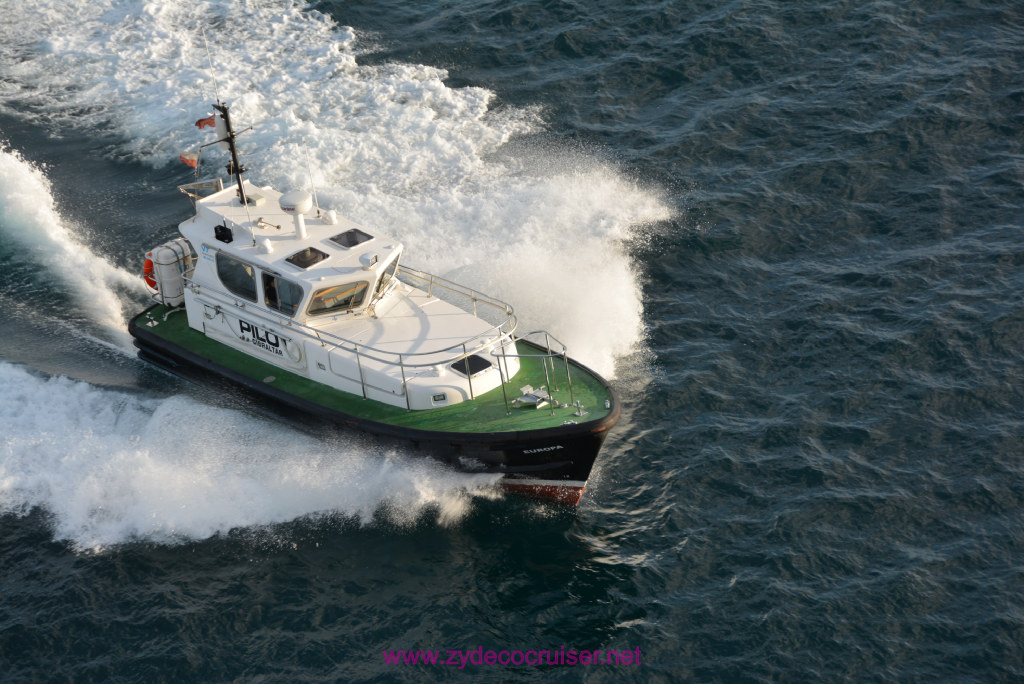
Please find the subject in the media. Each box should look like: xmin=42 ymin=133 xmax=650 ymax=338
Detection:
xmin=177 ymin=180 xmax=497 ymax=355
xmin=179 ymin=180 xmax=401 ymax=285
xmin=317 ymin=284 xmax=499 ymax=365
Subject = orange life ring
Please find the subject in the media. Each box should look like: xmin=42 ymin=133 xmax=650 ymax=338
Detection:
xmin=143 ymin=254 xmax=157 ymax=290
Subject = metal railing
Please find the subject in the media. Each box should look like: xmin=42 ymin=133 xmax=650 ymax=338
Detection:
xmin=178 ymin=178 xmax=225 ymax=210
xmin=397 ymin=266 xmax=515 ymax=326
xmin=490 ymin=331 xmax=578 ymax=417
xmin=182 ymin=264 xmax=520 ymax=410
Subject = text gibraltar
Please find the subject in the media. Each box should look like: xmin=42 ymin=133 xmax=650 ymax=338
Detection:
xmin=238 ymin=320 xmax=284 ymax=357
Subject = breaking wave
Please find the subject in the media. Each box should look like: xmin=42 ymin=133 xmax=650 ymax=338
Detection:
xmin=0 ymin=147 xmax=143 ymax=343
xmin=0 ymin=0 xmax=669 ymax=375
xmin=0 ymin=362 xmax=501 ymax=551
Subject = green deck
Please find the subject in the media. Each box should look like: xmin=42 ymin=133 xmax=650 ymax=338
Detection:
xmin=134 ymin=306 xmax=614 ymax=434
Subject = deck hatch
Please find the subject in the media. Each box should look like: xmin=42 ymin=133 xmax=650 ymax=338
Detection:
xmin=329 ymin=228 xmax=374 ymax=248
xmin=286 ymin=247 xmax=329 ymax=269
xmin=451 ymin=354 xmax=492 ymax=378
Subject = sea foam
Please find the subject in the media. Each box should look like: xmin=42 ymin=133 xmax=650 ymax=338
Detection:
xmin=0 ymin=1 xmax=662 ymax=545
xmin=0 ymin=362 xmax=501 ymax=550
xmin=0 ymin=148 xmax=143 ymax=344
xmin=0 ymin=0 xmax=670 ymax=376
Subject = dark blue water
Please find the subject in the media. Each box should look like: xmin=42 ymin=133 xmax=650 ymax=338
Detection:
xmin=2 ymin=1 xmax=1023 ymax=681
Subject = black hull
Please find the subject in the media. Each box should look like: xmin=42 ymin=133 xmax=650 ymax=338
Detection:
xmin=129 ymin=310 xmax=618 ymax=505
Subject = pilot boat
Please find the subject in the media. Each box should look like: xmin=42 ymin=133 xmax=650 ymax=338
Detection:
xmin=128 ymin=102 xmax=620 ymax=505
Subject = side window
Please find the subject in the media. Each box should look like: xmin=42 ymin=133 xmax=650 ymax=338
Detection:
xmin=262 ymin=273 xmax=304 ymax=316
xmin=216 ymin=252 xmax=257 ymax=301
xmin=375 ymin=257 xmax=399 ymax=296
xmin=308 ymin=282 xmax=368 ymax=316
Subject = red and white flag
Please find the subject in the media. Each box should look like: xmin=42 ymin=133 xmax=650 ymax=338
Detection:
xmin=179 ymin=152 xmax=199 ymax=168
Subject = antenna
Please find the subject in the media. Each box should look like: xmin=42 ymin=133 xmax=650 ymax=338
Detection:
xmin=198 ymin=26 xmax=253 ymax=241
xmin=196 ymin=33 xmax=249 ymax=205
xmin=201 ymin=27 xmax=222 ymax=105
xmin=303 ymin=143 xmax=322 ymax=217
xmin=212 ymin=103 xmax=253 ymax=215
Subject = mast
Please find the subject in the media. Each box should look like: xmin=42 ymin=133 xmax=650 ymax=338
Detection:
xmin=213 ymin=102 xmax=248 ymax=205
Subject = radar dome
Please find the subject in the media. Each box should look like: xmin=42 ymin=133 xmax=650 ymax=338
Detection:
xmin=279 ymin=190 xmax=313 ymax=215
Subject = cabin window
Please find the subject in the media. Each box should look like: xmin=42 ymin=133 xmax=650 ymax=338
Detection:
xmin=307 ymin=281 xmax=369 ymax=316
xmin=262 ymin=273 xmax=304 ymax=316
xmin=216 ymin=252 xmax=257 ymax=301
xmin=375 ymin=257 xmax=399 ymax=296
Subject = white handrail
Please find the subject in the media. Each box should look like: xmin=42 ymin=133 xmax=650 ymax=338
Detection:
xmin=490 ymin=330 xmax=578 ymax=415
xmin=183 ymin=265 xmax=519 ymax=379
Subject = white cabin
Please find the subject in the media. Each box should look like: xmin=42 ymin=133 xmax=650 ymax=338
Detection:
xmin=162 ymin=179 xmax=520 ymax=411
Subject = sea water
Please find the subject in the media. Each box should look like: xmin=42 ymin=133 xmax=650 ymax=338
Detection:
xmin=1 ymin=1 xmax=1022 ymax=681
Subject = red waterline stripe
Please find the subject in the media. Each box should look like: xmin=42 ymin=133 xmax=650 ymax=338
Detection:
xmin=501 ymin=480 xmax=586 ymax=505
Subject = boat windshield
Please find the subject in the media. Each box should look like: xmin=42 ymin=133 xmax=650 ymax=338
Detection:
xmin=308 ymin=281 xmax=368 ymax=316
xmin=375 ymin=257 xmax=399 ymax=296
